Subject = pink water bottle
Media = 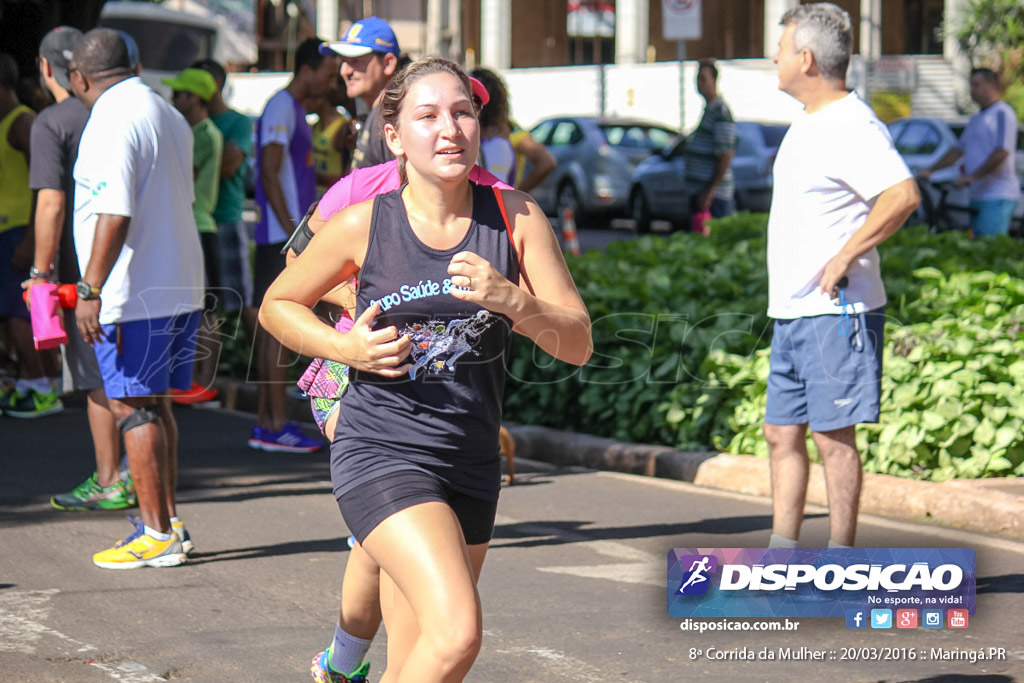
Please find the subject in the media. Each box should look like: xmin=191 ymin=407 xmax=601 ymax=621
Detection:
xmin=28 ymin=283 xmax=68 ymax=350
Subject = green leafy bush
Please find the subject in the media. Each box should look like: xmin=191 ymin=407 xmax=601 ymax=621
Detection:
xmin=504 ymin=215 xmax=1024 ymax=480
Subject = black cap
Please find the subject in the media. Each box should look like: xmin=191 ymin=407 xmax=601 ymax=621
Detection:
xmin=39 ymin=26 xmax=84 ymax=91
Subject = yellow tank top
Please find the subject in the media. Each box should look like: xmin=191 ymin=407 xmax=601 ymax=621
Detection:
xmin=314 ymin=114 xmax=349 ymax=197
xmin=0 ymin=105 xmax=33 ymax=233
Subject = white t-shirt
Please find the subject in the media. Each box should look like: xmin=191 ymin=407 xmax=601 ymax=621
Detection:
xmin=73 ymin=77 xmax=204 ymax=324
xmin=767 ymin=92 xmax=911 ymax=319
xmin=480 ymin=136 xmax=516 ymax=186
xmin=958 ymin=100 xmax=1021 ymax=202
xmin=258 ymin=89 xmax=301 ymax=244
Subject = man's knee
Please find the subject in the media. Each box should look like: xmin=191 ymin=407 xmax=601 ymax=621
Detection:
xmin=764 ymin=422 xmax=806 ymax=452
xmin=115 ymin=404 xmax=162 ymax=433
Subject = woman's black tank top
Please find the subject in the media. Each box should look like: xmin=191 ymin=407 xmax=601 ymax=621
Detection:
xmin=331 ymin=181 xmax=520 ymax=501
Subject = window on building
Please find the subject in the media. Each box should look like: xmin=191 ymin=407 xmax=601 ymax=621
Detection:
xmin=568 ymin=1 xmax=615 ymax=65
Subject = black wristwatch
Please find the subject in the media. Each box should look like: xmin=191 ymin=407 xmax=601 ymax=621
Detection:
xmin=77 ymin=280 xmax=102 ymax=301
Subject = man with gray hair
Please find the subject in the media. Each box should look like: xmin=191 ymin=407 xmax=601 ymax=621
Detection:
xmin=68 ymin=28 xmax=204 ymax=568
xmin=763 ymin=3 xmax=920 ymax=549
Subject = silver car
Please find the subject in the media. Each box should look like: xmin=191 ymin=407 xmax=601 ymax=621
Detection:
xmin=627 ymin=121 xmax=788 ymax=232
xmin=528 ymin=116 xmax=678 ymax=226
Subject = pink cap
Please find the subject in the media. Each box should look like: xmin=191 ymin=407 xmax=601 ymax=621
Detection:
xmin=468 ymin=76 xmax=490 ymax=107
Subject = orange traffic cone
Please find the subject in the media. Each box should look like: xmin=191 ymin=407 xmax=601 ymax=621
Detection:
xmin=560 ymin=207 xmax=581 ymax=256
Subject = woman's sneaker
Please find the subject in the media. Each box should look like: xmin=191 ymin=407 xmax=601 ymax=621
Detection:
xmin=310 ymin=650 xmax=369 ymax=683
xmin=249 ymin=422 xmax=323 ymax=453
xmin=51 ymin=473 xmax=137 ymax=511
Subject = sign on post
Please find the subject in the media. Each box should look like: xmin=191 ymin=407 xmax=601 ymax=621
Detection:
xmin=662 ymin=0 xmax=702 ymax=41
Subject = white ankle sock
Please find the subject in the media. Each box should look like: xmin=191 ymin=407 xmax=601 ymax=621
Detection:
xmin=329 ymin=623 xmax=372 ymax=675
xmin=828 ymin=540 xmax=851 ymax=549
xmin=17 ymin=378 xmax=52 ymax=394
xmin=769 ymin=534 xmax=798 ymax=548
xmin=144 ymin=526 xmax=173 ymax=541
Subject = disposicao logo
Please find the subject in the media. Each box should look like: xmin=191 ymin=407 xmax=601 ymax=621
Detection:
xmin=675 ymin=555 xmax=718 ymax=595
xmin=667 ymin=548 xmax=976 ymax=619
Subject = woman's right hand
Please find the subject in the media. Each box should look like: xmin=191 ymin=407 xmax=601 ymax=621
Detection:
xmin=339 ymin=301 xmax=412 ymax=377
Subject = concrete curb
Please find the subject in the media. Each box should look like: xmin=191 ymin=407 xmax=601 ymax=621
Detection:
xmin=212 ymin=379 xmax=1024 ymax=541
xmin=504 ymin=424 xmax=1024 ymax=541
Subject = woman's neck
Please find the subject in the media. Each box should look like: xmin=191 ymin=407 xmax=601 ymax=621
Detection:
xmin=402 ymin=170 xmax=474 ymax=232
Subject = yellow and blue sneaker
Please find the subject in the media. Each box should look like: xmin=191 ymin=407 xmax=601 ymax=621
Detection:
xmin=171 ymin=519 xmax=194 ymax=555
xmin=3 ymin=387 xmax=63 ymax=418
xmin=92 ymin=519 xmax=186 ymax=569
xmin=311 ymin=649 xmax=369 ymax=682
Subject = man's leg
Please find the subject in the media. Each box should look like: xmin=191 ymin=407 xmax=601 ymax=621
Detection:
xmin=764 ymin=422 xmax=810 ymax=542
xmin=811 ymin=425 xmax=862 ymax=547
xmin=159 ymin=394 xmax=179 ymax=520
xmin=257 ymin=325 xmax=289 ymax=432
xmin=106 ymin=395 xmax=171 ymax=534
xmin=88 ymin=388 xmax=122 ymax=487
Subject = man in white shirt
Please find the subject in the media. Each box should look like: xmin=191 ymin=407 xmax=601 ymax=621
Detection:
xmin=918 ymin=68 xmax=1021 ymax=237
xmin=69 ymin=29 xmax=204 ymax=569
xmin=764 ymin=3 xmax=920 ymax=549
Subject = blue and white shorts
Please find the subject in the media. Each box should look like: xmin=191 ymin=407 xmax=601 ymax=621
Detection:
xmin=765 ymin=308 xmax=886 ymax=432
xmin=93 ymin=310 xmax=201 ymax=399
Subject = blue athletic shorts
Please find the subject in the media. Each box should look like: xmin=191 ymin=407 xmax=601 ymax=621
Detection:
xmin=969 ymin=198 xmax=1016 ymax=237
xmin=93 ymin=310 xmax=201 ymax=399
xmin=765 ymin=308 xmax=886 ymax=432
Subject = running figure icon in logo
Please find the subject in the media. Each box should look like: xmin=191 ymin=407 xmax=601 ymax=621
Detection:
xmin=403 ymin=310 xmax=497 ymax=379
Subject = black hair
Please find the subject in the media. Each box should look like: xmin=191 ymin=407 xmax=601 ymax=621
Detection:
xmin=970 ymin=68 xmax=1001 ymax=88
xmin=73 ymin=28 xmax=131 ymax=77
xmin=294 ymin=37 xmax=326 ymax=75
xmin=698 ymin=59 xmax=718 ymax=81
xmin=192 ymin=58 xmax=227 ymax=90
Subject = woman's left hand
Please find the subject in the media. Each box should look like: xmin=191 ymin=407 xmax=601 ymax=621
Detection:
xmin=447 ymin=251 xmax=520 ymax=314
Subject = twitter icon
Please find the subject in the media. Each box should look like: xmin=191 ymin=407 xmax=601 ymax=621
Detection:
xmin=870 ymin=609 xmax=892 ymax=629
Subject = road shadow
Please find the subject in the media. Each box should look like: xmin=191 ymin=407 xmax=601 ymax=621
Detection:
xmin=976 ymin=573 xmax=1024 ymax=595
xmin=184 ymin=536 xmax=351 ymax=565
xmin=491 ymin=514 xmax=825 ymax=548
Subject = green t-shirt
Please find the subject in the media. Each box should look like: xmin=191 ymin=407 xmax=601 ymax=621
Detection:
xmin=210 ymin=109 xmax=253 ymax=223
xmin=193 ymin=117 xmax=223 ymax=234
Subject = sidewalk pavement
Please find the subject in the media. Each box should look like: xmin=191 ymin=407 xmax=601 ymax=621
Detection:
xmin=218 ymin=378 xmax=1024 ymax=541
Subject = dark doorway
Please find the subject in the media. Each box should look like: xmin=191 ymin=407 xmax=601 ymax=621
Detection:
xmin=905 ymin=0 xmax=944 ymax=54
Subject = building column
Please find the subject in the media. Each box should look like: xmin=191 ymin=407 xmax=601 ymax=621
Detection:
xmin=860 ymin=0 xmax=881 ymax=59
xmin=764 ymin=0 xmax=799 ymax=57
xmin=426 ymin=0 xmax=444 ymax=57
xmin=480 ymin=0 xmax=511 ymax=69
xmin=316 ymin=0 xmax=339 ymax=41
xmin=615 ymin=0 xmax=649 ymax=65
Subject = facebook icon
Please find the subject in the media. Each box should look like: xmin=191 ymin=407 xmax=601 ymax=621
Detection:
xmin=845 ymin=609 xmax=866 ymax=629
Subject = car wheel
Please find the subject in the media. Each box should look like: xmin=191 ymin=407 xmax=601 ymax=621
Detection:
xmin=630 ymin=189 xmax=651 ymax=233
xmin=556 ymin=183 xmax=582 ymax=228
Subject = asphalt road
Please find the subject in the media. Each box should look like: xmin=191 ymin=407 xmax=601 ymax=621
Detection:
xmin=2 ymin=400 xmax=1023 ymax=682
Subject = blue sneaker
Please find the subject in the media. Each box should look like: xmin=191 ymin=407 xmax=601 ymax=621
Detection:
xmin=310 ymin=649 xmax=369 ymax=682
xmin=250 ymin=422 xmax=323 ymax=453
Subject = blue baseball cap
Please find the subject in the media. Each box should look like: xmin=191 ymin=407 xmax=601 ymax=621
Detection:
xmin=319 ymin=16 xmax=400 ymax=58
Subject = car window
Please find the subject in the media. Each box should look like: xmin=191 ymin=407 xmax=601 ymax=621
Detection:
xmin=735 ymin=133 xmax=756 ymax=156
xmin=760 ymin=125 xmax=788 ymax=149
xmin=895 ymin=122 xmax=941 ymax=155
xmin=549 ymin=121 xmax=583 ymax=146
xmin=530 ymin=120 xmax=554 ymax=146
xmin=598 ymin=124 xmax=676 ymax=150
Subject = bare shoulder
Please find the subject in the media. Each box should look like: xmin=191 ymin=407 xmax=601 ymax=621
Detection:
xmin=495 ymin=188 xmax=548 ymax=236
xmin=316 ymin=196 xmax=376 ymax=266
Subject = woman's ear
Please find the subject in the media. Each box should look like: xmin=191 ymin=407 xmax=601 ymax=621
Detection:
xmin=383 ymin=122 xmax=404 ymax=158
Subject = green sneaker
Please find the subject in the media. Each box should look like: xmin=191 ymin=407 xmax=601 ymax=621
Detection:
xmin=3 ymin=387 xmax=63 ymax=418
xmin=51 ymin=473 xmax=138 ymax=511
